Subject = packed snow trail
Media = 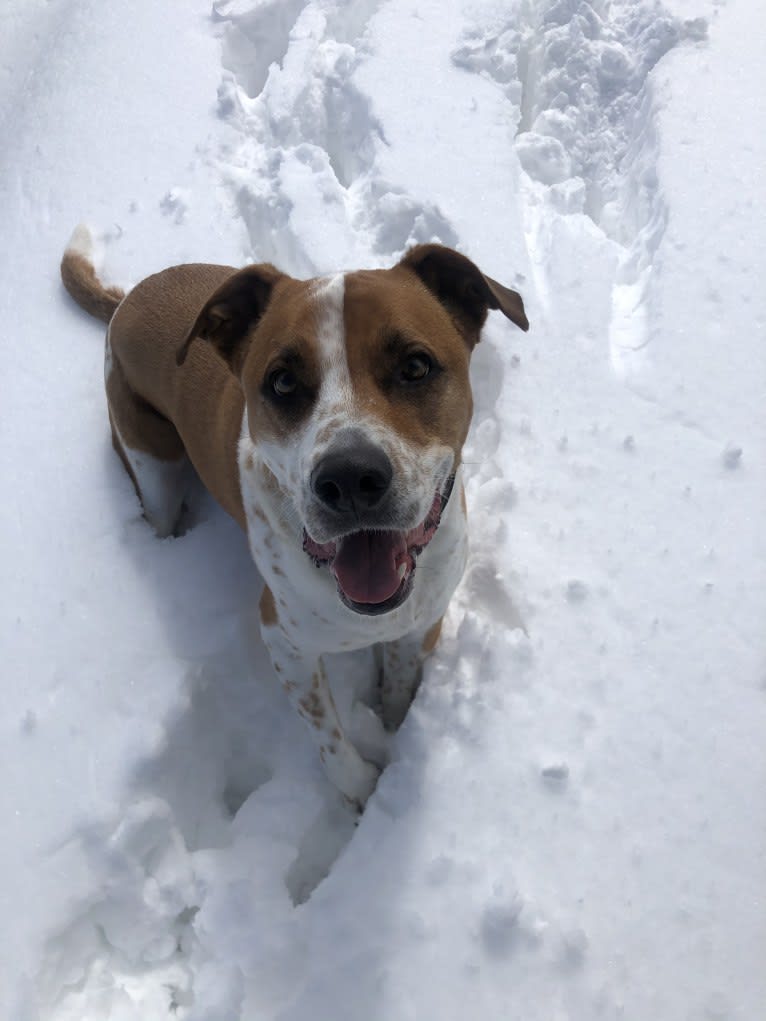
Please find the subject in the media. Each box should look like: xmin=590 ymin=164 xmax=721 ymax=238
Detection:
xmin=0 ymin=0 xmax=764 ymax=1019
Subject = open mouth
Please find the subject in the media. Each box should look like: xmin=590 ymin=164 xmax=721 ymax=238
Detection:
xmin=303 ymin=478 xmax=454 ymax=615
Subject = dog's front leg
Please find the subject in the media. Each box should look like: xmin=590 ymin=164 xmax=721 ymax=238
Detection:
xmin=381 ymin=618 xmax=443 ymax=731
xmin=259 ymin=588 xmax=380 ymax=809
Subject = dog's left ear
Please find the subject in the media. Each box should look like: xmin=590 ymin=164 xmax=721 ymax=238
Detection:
xmin=176 ymin=264 xmax=284 ymax=371
xmin=399 ymin=244 xmax=529 ymax=346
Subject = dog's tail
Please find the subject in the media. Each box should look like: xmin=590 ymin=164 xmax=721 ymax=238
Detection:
xmin=60 ymin=225 xmax=125 ymax=323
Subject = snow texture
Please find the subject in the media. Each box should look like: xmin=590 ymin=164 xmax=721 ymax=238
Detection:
xmin=1 ymin=0 xmax=764 ymax=1018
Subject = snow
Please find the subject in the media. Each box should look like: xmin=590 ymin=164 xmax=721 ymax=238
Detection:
xmin=1 ymin=0 xmax=764 ymax=1018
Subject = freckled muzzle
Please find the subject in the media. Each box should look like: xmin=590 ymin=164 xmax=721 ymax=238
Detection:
xmin=303 ymin=475 xmax=455 ymax=615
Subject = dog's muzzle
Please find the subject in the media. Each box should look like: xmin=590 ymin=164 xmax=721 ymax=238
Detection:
xmin=304 ymin=431 xmax=454 ymax=615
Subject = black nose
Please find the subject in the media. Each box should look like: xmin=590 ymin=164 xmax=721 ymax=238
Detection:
xmin=311 ymin=434 xmax=393 ymax=513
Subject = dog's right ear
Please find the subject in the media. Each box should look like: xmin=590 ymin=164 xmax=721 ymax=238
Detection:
xmin=399 ymin=244 xmax=529 ymax=347
xmin=176 ymin=264 xmax=283 ymax=372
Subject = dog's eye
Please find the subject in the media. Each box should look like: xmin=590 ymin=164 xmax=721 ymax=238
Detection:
xmin=400 ymin=353 xmax=433 ymax=382
xmin=270 ymin=369 xmax=298 ymax=397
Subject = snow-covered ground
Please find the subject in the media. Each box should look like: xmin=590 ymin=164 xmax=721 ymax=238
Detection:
xmin=1 ymin=0 xmax=764 ymax=1017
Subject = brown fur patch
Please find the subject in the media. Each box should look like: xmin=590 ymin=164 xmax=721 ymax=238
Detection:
xmin=106 ymin=359 xmax=186 ymax=462
xmin=422 ymin=618 xmax=443 ymax=654
xmin=104 ymin=264 xmax=249 ymax=527
xmin=260 ymin=586 xmax=278 ymax=628
xmin=61 ymin=249 xmax=125 ymax=323
xmin=299 ymin=691 xmax=325 ymax=725
xmin=340 ymin=269 xmax=474 ymax=462
xmin=239 ymin=277 xmax=324 ymax=443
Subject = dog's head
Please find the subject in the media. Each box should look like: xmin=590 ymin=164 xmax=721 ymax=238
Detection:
xmin=177 ymin=245 xmax=528 ymax=615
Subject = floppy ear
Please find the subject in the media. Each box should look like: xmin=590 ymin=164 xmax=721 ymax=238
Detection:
xmin=399 ymin=244 xmax=529 ymax=346
xmin=176 ymin=264 xmax=284 ymax=371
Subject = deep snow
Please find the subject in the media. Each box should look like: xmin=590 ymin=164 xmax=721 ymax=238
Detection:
xmin=1 ymin=0 xmax=764 ymax=1018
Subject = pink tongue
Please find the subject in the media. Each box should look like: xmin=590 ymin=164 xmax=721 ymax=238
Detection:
xmin=332 ymin=530 xmax=408 ymax=604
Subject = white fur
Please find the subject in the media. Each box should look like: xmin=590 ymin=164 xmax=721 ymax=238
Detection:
xmin=65 ymin=222 xmax=94 ymax=259
xmin=313 ymin=273 xmax=353 ymax=406
xmin=111 ymin=415 xmax=190 ymax=538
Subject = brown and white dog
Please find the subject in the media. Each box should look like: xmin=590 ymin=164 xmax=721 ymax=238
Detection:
xmin=61 ymin=227 xmax=528 ymax=808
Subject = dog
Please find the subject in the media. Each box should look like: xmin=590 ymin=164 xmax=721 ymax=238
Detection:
xmin=61 ymin=227 xmax=528 ymax=808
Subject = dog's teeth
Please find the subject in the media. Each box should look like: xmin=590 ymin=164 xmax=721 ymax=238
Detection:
xmin=398 ymin=562 xmax=407 ymax=580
